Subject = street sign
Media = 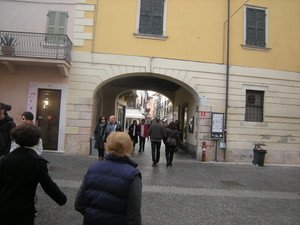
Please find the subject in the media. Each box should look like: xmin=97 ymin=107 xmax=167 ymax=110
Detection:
xmin=211 ymin=113 xmax=224 ymax=139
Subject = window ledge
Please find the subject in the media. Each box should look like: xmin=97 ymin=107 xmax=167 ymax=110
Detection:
xmin=241 ymin=44 xmax=271 ymax=52
xmin=241 ymin=121 xmax=268 ymax=127
xmin=133 ymin=33 xmax=168 ymax=40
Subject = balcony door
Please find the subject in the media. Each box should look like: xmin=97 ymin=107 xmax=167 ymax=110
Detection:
xmin=37 ymin=89 xmax=61 ymax=150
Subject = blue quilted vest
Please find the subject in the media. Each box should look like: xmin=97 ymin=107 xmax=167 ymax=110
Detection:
xmin=83 ymin=155 xmax=141 ymax=225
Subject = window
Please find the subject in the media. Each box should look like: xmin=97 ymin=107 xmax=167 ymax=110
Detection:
xmin=245 ymin=6 xmax=267 ymax=48
xmin=47 ymin=11 xmax=68 ymax=35
xmin=245 ymin=90 xmax=264 ymax=122
xmin=135 ymin=0 xmax=167 ymax=39
xmin=45 ymin=11 xmax=68 ymax=46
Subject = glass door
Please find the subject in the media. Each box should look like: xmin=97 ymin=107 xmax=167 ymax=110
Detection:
xmin=36 ymin=89 xmax=61 ymax=150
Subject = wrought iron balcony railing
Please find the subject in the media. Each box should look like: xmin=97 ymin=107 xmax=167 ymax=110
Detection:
xmin=0 ymin=30 xmax=72 ymax=63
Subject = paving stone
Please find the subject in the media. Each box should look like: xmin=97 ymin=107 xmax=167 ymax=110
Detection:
xmin=34 ymin=142 xmax=300 ymax=225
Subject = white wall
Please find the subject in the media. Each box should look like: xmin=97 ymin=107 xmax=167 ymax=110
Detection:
xmin=0 ymin=0 xmax=75 ymax=38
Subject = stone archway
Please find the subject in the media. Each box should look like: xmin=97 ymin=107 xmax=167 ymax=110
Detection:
xmin=65 ymin=53 xmax=218 ymax=157
xmin=91 ymin=72 xmax=202 ymax=158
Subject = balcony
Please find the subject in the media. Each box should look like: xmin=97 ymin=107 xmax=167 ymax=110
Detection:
xmin=0 ymin=30 xmax=72 ymax=76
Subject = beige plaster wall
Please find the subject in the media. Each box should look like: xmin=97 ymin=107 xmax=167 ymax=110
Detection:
xmin=0 ymin=64 xmax=68 ymax=125
xmin=66 ymin=51 xmax=300 ymax=164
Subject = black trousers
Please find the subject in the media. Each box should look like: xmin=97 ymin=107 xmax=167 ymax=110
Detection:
xmin=151 ymin=141 xmax=161 ymax=163
xmin=165 ymin=145 xmax=176 ymax=164
xmin=139 ymin=136 xmax=146 ymax=150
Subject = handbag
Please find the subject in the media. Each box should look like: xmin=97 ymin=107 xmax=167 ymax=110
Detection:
xmin=163 ymin=136 xmax=170 ymax=145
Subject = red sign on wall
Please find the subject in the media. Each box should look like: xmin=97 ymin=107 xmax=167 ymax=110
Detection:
xmin=200 ymin=112 xmax=206 ymax=118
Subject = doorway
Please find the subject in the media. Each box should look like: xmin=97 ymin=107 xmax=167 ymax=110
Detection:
xmin=36 ymin=89 xmax=61 ymax=150
xmin=182 ymin=106 xmax=188 ymax=142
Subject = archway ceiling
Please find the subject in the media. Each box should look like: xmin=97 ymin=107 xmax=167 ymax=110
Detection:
xmin=108 ymin=76 xmax=181 ymax=93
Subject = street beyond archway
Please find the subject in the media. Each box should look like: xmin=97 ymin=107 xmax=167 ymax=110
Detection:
xmin=35 ymin=141 xmax=300 ymax=225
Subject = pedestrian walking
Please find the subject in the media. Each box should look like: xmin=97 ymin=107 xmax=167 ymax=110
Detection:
xmin=108 ymin=115 xmax=123 ymax=132
xmin=164 ymin=122 xmax=179 ymax=167
xmin=75 ymin=132 xmax=142 ymax=225
xmin=138 ymin=119 xmax=148 ymax=152
xmin=148 ymin=117 xmax=167 ymax=167
xmin=0 ymin=103 xmax=16 ymax=156
xmin=128 ymin=120 xmax=140 ymax=151
xmin=94 ymin=116 xmax=110 ymax=160
xmin=0 ymin=124 xmax=67 ymax=225
xmin=10 ymin=111 xmax=43 ymax=155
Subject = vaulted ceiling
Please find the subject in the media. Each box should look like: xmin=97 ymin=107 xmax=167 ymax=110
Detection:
xmin=108 ymin=76 xmax=181 ymax=93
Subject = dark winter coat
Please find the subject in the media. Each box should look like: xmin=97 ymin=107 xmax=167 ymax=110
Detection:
xmin=148 ymin=122 xmax=167 ymax=142
xmin=75 ymin=154 xmax=141 ymax=225
xmin=0 ymin=147 xmax=67 ymax=225
xmin=94 ymin=122 xmax=110 ymax=150
xmin=0 ymin=116 xmax=16 ymax=156
xmin=128 ymin=124 xmax=140 ymax=143
xmin=165 ymin=128 xmax=179 ymax=146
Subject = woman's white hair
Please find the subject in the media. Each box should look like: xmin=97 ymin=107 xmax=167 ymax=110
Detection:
xmin=105 ymin=132 xmax=133 ymax=157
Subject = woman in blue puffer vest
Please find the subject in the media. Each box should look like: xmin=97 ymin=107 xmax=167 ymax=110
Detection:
xmin=75 ymin=132 xmax=142 ymax=225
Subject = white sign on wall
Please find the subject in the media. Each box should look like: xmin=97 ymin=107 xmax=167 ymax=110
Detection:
xmin=211 ymin=113 xmax=224 ymax=139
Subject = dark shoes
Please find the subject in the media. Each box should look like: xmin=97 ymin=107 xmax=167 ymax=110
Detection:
xmin=166 ymin=162 xmax=173 ymax=167
xmin=152 ymin=162 xmax=159 ymax=167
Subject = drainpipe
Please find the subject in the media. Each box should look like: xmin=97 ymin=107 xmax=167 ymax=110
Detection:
xmin=224 ymin=0 xmax=230 ymax=162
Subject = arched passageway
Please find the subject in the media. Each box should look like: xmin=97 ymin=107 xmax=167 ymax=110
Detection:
xmin=92 ymin=73 xmax=201 ymax=157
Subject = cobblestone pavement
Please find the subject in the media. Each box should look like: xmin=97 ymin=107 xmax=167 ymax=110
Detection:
xmin=35 ymin=141 xmax=300 ymax=225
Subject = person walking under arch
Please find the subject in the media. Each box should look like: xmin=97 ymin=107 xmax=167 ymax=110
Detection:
xmin=0 ymin=103 xmax=16 ymax=157
xmin=94 ymin=116 xmax=110 ymax=160
xmin=108 ymin=115 xmax=123 ymax=133
xmin=138 ymin=119 xmax=148 ymax=152
xmin=128 ymin=120 xmax=140 ymax=151
xmin=148 ymin=117 xmax=167 ymax=167
xmin=164 ymin=122 xmax=179 ymax=167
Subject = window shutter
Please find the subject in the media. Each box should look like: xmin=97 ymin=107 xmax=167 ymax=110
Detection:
xmin=246 ymin=8 xmax=256 ymax=46
xmin=47 ymin=11 xmax=57 ymax=34
xmin=246 ymin=8 xmax=266 ymax=47
xmin=152 ymin=0 xmax=164 ymax=35
xmin=256 ymin=10 xmax=266 ymax=47
xmin=58 ymin=12 xmax=68 ymax=34
xmin=47 ymin=11 xmax=68 ymax=34
xmin=139 ymin=0 xmax=152 ymax=34
xmin=139 ymin=0 xmax=164 ymax=35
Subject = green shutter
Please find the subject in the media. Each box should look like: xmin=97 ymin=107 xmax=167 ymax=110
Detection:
xmin=47 ymin=11 xmax=57 ymax=34
xmin=246 ymin=8 xmax=266 ymax=47
xmin=256 ymin=10 xmax=266 ymax=47
xmin=58 ymin=12 xmax=68 ymax=34
xmin=152 ymin=0 xmax=164 ymax=35
xmin=139 ymin=0 xmax=152 ymax=34
xmin=47 ymin=11 xmax=68 ymax=34
xmin=139 ymin=0 xmax=164 ymax=35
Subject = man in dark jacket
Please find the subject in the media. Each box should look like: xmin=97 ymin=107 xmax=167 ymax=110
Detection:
xmin=0 ymin=103 xmax=16 ymax=156
xmin=108 ymin=115 xmax=123 ymax=132
xmin=148 ymin=117 xmax=167 ymax=167
xmin=0 ymin=124 xmax=67 ymax=225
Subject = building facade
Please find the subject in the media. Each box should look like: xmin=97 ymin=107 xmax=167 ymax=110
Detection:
xmin=1 ymin=0 xmax=299 ymax=164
